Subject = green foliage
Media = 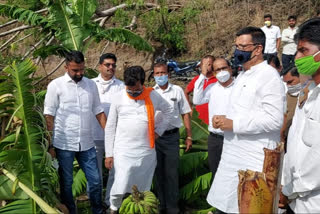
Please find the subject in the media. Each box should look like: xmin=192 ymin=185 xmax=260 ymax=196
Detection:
xmin=179 ymin=152 xmax=208 ymax=176
xmin=179 ymin=172 xmax=212 ymax=201
xmin=72 ymin=166 xmax=87 ymax=197
xmin=112 ymin=9 xmax=131 ymax=27
xmin=0 ymin=199 xmax=33 ymax=214
xmin=141 ymin=2 xmax=200 ymax=53
xmin=0 ymin=4 xmax=47 ymax=26
xmin=0 ymin=59 xmax=59 ymax=212
xmin=6 ymin=0 xmax=44 ymax=10
xmin=95 ymin=28 xmax=153 ymax=52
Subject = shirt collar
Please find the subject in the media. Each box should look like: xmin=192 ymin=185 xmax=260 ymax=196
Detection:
xmin=154 ymin=83 xmax=172 ymax=92
xmin=97 ymin=74 xmax=115 ymax=85
xmin=63 ymin=72 xmax=86 ymax=86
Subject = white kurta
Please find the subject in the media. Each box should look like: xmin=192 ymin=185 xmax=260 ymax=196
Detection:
xmin=207 ymin=61 xmax=285 ymax=213
xmin=104 ymin=89 xmax=173 ymax=195
xmin=282 ymin=82 xmax=320 ymax=213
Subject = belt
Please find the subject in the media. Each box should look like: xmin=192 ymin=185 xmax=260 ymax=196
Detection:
xmin=163 ymin=128 xmax=179 ymax=135
xmin=210 ymin=132 xmax=224 ymax=140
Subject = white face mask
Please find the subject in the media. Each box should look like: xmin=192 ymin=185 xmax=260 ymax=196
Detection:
xmin=216 ymin=70 xmax=231 ymax=83
xmin=287 ymin=83 xmax=302 ymax=96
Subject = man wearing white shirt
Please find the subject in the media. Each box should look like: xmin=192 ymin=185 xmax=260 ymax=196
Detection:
xmin=207 ymin=27 xmax=285 ymax=213
xmin=280 ymin=17 xmax=320 ymax=214
xmin=104 ymin=66 xmax=173 ymax=213
xmin=91 ymin=53 xmax=124 ymax=206
xmin=44 ymin=51 xmax=107 ymax=214
xmin=193 ymin=58 xmax=234 ymax=180
xmin=152 ymin=62 xmax=192 ymax=214
xmin=261 ymin=14 xmax=281 ymax=55
xmin=282 ymin=15 xmax=298 ymax=70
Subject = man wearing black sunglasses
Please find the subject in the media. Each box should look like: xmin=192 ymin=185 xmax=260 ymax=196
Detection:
xmin=91 ymin=53 xmax=124 ymax=207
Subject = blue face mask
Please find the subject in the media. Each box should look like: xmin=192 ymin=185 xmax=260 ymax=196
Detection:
xmin=154 ymin=75 xmax=168 ymax=86
xmin=233 ymin=49 xmax=253 ymax=68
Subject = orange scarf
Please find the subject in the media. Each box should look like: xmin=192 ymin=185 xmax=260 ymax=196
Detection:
xmin=126 ymin=86 xmax=155 ymax=148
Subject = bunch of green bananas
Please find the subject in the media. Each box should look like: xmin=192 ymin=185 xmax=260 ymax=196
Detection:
xmin=119 ymin=185 xmax=159 ymax=214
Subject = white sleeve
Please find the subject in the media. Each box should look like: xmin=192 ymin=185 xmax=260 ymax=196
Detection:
xmin=178 ymin=87 xmax=191 ymax=114
xmin=153 ymin=92 xmax=174 ymax=136
xmin=43 ymin=81 xmax=59 ymax=116
xmin=276 ymin=27 xmax=281 ymax=38
xmin=192 ymin=74 xmax=212 ymax=105
xmin=91 ymin=82 xmax=104 ymax=115
xmin=233 ymin=76 xmax=285 ymax=134
xmin=105 ymin=103 xmax=118 ymax=157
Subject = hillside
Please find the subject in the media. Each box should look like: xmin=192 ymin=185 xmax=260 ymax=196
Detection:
xmin=1 ymin=0 xmax=320 ymax=83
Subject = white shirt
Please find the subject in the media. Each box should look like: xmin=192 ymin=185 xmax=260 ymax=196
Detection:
xmin=282 ymin=82 xmax=320 ymax=213
xmin=104 ymin=89 xmax=173 ymax=158
xmin=44 ymin=73 xmax=103 ymax=151
xmin=207 ymin=61 xmax=285 ymax=213
xmin=193 ymin=74 xmax=234 ymax=134
xmin=92 ymin=75 xmax=124 ymax=141
xmin=282 ymin=26 xmax=298 ymax=55
xmin=154 ymin=83 xmax=191 ymax=130
xmin=261 ymin=25 xmax=281 ymax=54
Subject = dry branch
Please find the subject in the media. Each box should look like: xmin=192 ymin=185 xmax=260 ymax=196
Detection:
xmin=95 ymin=3 xmax=161 ymax=17
xmin=34 ymin=59 xmax=65 ymax=85
xmin=22 ymin=33 xmax=50 ymax=60
xmin=124 ymin=16 xmax=137 ymax=30
xmin=0 ymin=25 xmax=33 ymax=37
xmin=0 ymin=31 xmax=20 ymax=51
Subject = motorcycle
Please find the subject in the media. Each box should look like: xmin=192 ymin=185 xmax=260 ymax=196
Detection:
xmin=148 ymin=57 xmax=200 ymax=81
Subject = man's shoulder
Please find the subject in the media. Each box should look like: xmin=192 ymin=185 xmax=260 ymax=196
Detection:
xmin=170 ymin=83 xmax=184 ymax=92
xmin=114 ymin=78 xmax=124 ymax=85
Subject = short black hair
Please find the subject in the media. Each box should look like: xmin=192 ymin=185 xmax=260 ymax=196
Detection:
xmin=236 ymin=27 xmax=266 ymax=52
xmin=264 ymin=14 xmax=272 ymax=20
xmin=264 ymin=54 xmax=281 ymax=69
xmin=282 ymin=65 xmax=299 ymax=77
xmin=124 ymin=66 xmax=145 ymax=86
xmin=288 ymin=15 xmax=297 ymax=21
xmin=99 ymin=53 xmax=117 ymax=64
xmin=153 ymin=62 xmax=168 ymax=70
xmin=65 ymin=50 xmax=84 ymax=64
xmin=294 ymin=17 xmax=320 ymax=48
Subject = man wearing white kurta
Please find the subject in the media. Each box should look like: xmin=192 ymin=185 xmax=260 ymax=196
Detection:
xmin=280 ymin=18 xmax=320 ymax=213
xmin=207 ymin=27 xmax=285 ymax=213
xmin=104 ymin=66 xmax=173 ymax=212
xmin=91 ymin=53 xmax=124 ymax=205
xmin=153 ymin=62 xmax=192 ymax=214
xmin=193 ymin=58 xmax=234 ymax=180
xmin=261 ymin=14 xmax=281 ymax=55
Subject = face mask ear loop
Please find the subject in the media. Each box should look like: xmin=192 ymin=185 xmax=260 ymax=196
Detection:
xmin=313 ymin=50 xmax=320 ymax=58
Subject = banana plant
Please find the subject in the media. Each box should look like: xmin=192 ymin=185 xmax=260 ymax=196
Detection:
xmin=0 ymin=0 xmax=153 ymax=59
xmin=0 ymin=59 xmax=60 ymax=213
xmin=178 ymin=109 xmax=213 ymax=211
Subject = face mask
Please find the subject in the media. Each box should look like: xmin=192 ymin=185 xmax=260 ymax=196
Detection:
xmin=287 ymin=83 xmax=302 ymax=96
xmin=126 ymin=89 xmax=143 ymax=97
xmin=265 ymin=20 xmax=272 ymax=27
xmin=295 ymin=51 xmax=320 ymax=76
xmin=216 ymin=70 xmax=231 ymax=83
xmin=154 ymin=75 xmax=168 ymax=86
xmin=233 ymin=49 xmax=254 ymax=67
xmin=72 ymin=75 xmax=83 ymax=83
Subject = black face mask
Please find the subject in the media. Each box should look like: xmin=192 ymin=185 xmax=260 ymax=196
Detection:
xmin=126 ymin=90 xmax=143 ymax=97
xmin=72 ymin=75 xmax=84 ymax=83
xmin=233 ymin=49 xmax=254 ymax=68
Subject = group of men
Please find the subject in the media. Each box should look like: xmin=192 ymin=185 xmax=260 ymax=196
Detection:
xmin=44 ymin=17 xmax=320 ymax=214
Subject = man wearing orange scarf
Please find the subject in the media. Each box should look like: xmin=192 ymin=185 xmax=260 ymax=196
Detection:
xmin=104 ymin=66 xmax=173 ymax=213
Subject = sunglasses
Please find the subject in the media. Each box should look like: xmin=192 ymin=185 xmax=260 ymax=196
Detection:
xmin=103 ymin=63 xmax=117 ymax=68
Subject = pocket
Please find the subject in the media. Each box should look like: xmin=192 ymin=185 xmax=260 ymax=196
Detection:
xmin=302 ymin=118 xmax=320 ymax=147
xmin=237 ymin=85 xmax=255 ymax=108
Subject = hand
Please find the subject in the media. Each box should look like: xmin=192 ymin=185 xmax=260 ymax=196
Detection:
xmin=219 ymin=117 xmax=233 ymax=131
xmin=48 ymin=147 xmax=56 ymax=158
xmin=185 ymin=138 xmax=192 ymax=152
xmin=155 ymin=133 xmax=160 ymax=140
xmin=200 ymin=58 xmax=212 ymax=76
xmin=212 ymin=115 xmax=222 ymax=129
xmin=105 ymin=157 xmax=114 ymax=170
xmin=279 ymin=191 xmax=289 ymax=209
